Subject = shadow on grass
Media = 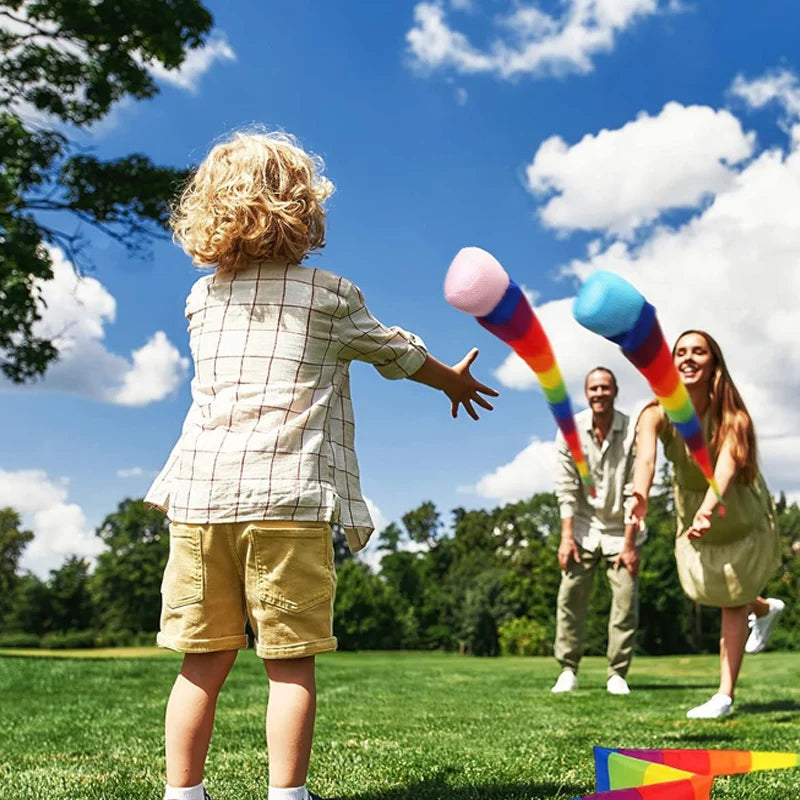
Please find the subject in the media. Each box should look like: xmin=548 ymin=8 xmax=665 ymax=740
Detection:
xmin=630 ymin=682 xmax=719 ymax=691
xmin=352 ymin=770 xmax=586 ymax=800
xmin=667 ymin=731 xmax=738 ymax=743
xmin=737 ymin=699 xmax=800 ymax=714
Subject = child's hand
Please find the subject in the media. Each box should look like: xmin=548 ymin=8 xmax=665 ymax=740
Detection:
xmin=446 ymin=348 xmax=499 ymax=420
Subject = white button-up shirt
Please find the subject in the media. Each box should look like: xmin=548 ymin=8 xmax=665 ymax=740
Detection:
xmin=145 ymin=262 xmax=427 ymax=553
xmin=554 ymin=407 xmax=644 ymax=555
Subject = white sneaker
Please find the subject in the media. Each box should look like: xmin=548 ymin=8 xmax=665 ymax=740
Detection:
xmin=686 ymin=693 xmax=733 ymax=719
xmin=745 ymin=597 xmax=785 ymax=654
xmin=606 ymin=674 xmax=631 ymax=695
xmin=551 ymin=670 xmax=578 ymax=693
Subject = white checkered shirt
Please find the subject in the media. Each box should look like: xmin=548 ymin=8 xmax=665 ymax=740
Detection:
xmin=145 ymin=262 xmax=427 ymax=552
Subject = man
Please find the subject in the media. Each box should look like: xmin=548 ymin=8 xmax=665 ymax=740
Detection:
xmin=551 ymin=367 xmax=644 ymax=695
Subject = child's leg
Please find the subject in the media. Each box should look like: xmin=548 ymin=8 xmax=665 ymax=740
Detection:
xmin=166 ymin=650 xmax=238 ymax=787
xmin=264 ymin=655 xmax=317 ymax=788
xmin=719 ymin=605 xmax=749 ymax=699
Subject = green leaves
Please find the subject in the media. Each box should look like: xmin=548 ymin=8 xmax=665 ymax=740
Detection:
xmin=0 ymin=0 xmax=213 ymax=381
xmin=0 ymin=0 xmax=212 ymax=124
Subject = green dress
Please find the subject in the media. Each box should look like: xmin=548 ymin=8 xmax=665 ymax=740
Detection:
xmin=661 ymin=416 xmax=780 ymax=607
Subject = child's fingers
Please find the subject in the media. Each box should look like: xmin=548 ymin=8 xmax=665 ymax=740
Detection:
xmin=476 ymin=382 xmax=500 ymax=397
xmin=451 ymin=399 xmax=459 ymax=418
xmin=462 ymin=347 xmax=479 ymax=367
xmin=464 ymin=399 xmax=478 ymax=420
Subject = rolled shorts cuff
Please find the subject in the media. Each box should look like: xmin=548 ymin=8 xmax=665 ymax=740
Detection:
xmin=256 ymin=635 xmax=337 ymax=660
xmin=156 ymin=631 xmax=248 ymax=653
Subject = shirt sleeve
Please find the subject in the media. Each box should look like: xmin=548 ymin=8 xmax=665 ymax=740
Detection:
xmin=554 ymin=429 xmax=580 ymax=520
xmin=335 ymin=281 xmax=428 ymax=379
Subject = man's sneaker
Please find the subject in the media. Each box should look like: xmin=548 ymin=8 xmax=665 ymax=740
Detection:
xmin=551 ymin=669 xmax=578 ymax=693
xmin=606 ymin=674 xmax=631 ymax=695
xmin=686 ymin=693 xmax=733 ymax=719
xmin=745 ymin=597 xmax=785 ymax=654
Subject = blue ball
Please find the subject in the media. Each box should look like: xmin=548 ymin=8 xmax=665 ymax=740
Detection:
xmin=573 ymin=271 xmax=645 ymax=338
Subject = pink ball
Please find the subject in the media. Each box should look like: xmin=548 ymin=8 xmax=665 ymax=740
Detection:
xmin=444 ymin=247 xmax=510 ymax=317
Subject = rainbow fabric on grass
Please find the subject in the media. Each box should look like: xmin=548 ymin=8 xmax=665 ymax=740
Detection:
xmin=444 ymin=248 xmax=595 ymax=497
xmin=607 ymin=748 xmax=800 ymax=777
xmin=569 ymin=747 xmax=800 ymax=799
xmin=573 ymin=271 xmax=723 ymax=505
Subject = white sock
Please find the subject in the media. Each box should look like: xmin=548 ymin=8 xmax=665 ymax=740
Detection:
xmin=268 ymin=786 xmax=309 ymax=800
xmin=164 ymin=783 xmax=205 ymax=800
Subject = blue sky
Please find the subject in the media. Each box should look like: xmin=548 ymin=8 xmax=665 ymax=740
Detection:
xmin=3 ymin=0 xmax=800 ymax=575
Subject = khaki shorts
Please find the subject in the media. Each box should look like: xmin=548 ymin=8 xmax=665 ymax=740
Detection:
xmin=157 ymin=520 xmax=337 ymax=659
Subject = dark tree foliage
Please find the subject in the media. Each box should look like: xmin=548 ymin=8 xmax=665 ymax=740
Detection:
xmin=89 ymin=498 xmax=169 ymax=633
xmin=3 ymin=489 xmax=800 ymax=654
xmin=2 ymin=570 xmax=49 ymax=635
xmin=377 ymin=521 xmax=402 ymax=553
xmin=47 ymin=555 xmax=94 ymax=632
xmin=333 ymin=560 xmax=406 ymax=650
xmin=402 ymin=500 xmax=441 ymax=547
xmin=0 ymin=507 xmax=34 ymax=619
xmin=0 ymin=1 xmax=214 ymax=380
xmin=760 ymin=493 xmax=800 ymax=650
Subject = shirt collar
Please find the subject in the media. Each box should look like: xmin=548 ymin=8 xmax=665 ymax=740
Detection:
xmin=584 ymin=408 xmax=623 ymax=434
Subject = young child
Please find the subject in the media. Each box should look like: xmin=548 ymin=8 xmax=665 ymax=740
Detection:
xmin=145 ymin=129 xmax=498 ymax=800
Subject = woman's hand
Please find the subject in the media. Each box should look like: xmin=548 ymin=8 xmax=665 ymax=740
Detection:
xmin=625 ymin=491 xmax=648 ymax=527
xmin=685 ymin=507 xmax=714 ymax=539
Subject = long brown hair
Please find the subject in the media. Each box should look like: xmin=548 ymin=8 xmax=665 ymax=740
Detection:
xmin=673 ymin=330 xmax=758 ymax=483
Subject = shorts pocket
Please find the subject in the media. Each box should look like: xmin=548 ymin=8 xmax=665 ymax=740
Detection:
xmin=248 ymin=527 xmax=333 ymax=614
xmin=163 ymin=525 xmax=205 ymax=609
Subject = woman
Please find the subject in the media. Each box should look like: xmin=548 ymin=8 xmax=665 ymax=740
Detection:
xmin=630 ymin=330 xmax=782 ymax=718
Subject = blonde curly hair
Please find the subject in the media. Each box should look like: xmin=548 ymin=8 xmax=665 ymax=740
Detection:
xmin=171 ymin=129 xmax=334 ymax=273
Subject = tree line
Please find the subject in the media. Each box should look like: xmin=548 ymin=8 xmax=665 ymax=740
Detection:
xmin=2 ymin=467 xmax=799 ymax=655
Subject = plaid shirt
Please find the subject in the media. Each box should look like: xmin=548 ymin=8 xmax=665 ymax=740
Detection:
xmin=145 ymin=262 xmax=427 ymax=552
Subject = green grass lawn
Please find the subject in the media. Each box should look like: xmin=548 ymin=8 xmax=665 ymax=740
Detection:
xmin=1 ymin=649 xmax=799 ymax=799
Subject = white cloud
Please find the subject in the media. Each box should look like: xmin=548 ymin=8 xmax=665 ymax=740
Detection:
xmin=526 ymin=102 xmax=755 ymax=237
xmin=487 ymin=81 xmax=800 ymax=499
xmin=117 ymin=467 xmax=144 ymax=478
xmin=365 ymin=496 xmax=390 ymax=536
xmin=0 ymin=247 xmax=189 ymax=405
xmin=407 ymin=3 xmax=494 ymax=74
xmin=731 ymin=68 xmax=800 ymax=123
xmin=356 ymin=496 xmax=391 ymax=571
xmin=406 ymin=0 xmax=668 ymax=80
xmin=455 ymin=87 xmax=468 ymax=105
xmin=117 ymin=467 xmax=154 ymax=479
xmin=557 ymin=139 xmax=800 ymax=452
xmin=145 ymin=36 xmax=236 ymax=93
xmin=0 ymin=469 xmax=102 ymax=578
xmin=471 ymin=439 xmax=557 ymax=503
xmin=760 ymin=437 xmax=800 ymax=495
xmin=113 ymin=332 xmax=187 ymax=406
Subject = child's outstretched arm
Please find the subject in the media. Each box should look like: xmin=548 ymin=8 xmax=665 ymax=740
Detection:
xmin=408 ymin=347 xmax=498 ymax=420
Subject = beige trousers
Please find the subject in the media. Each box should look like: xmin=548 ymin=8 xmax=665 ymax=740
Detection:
xmin=554 ymin=543 xmax=638 ymax=679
